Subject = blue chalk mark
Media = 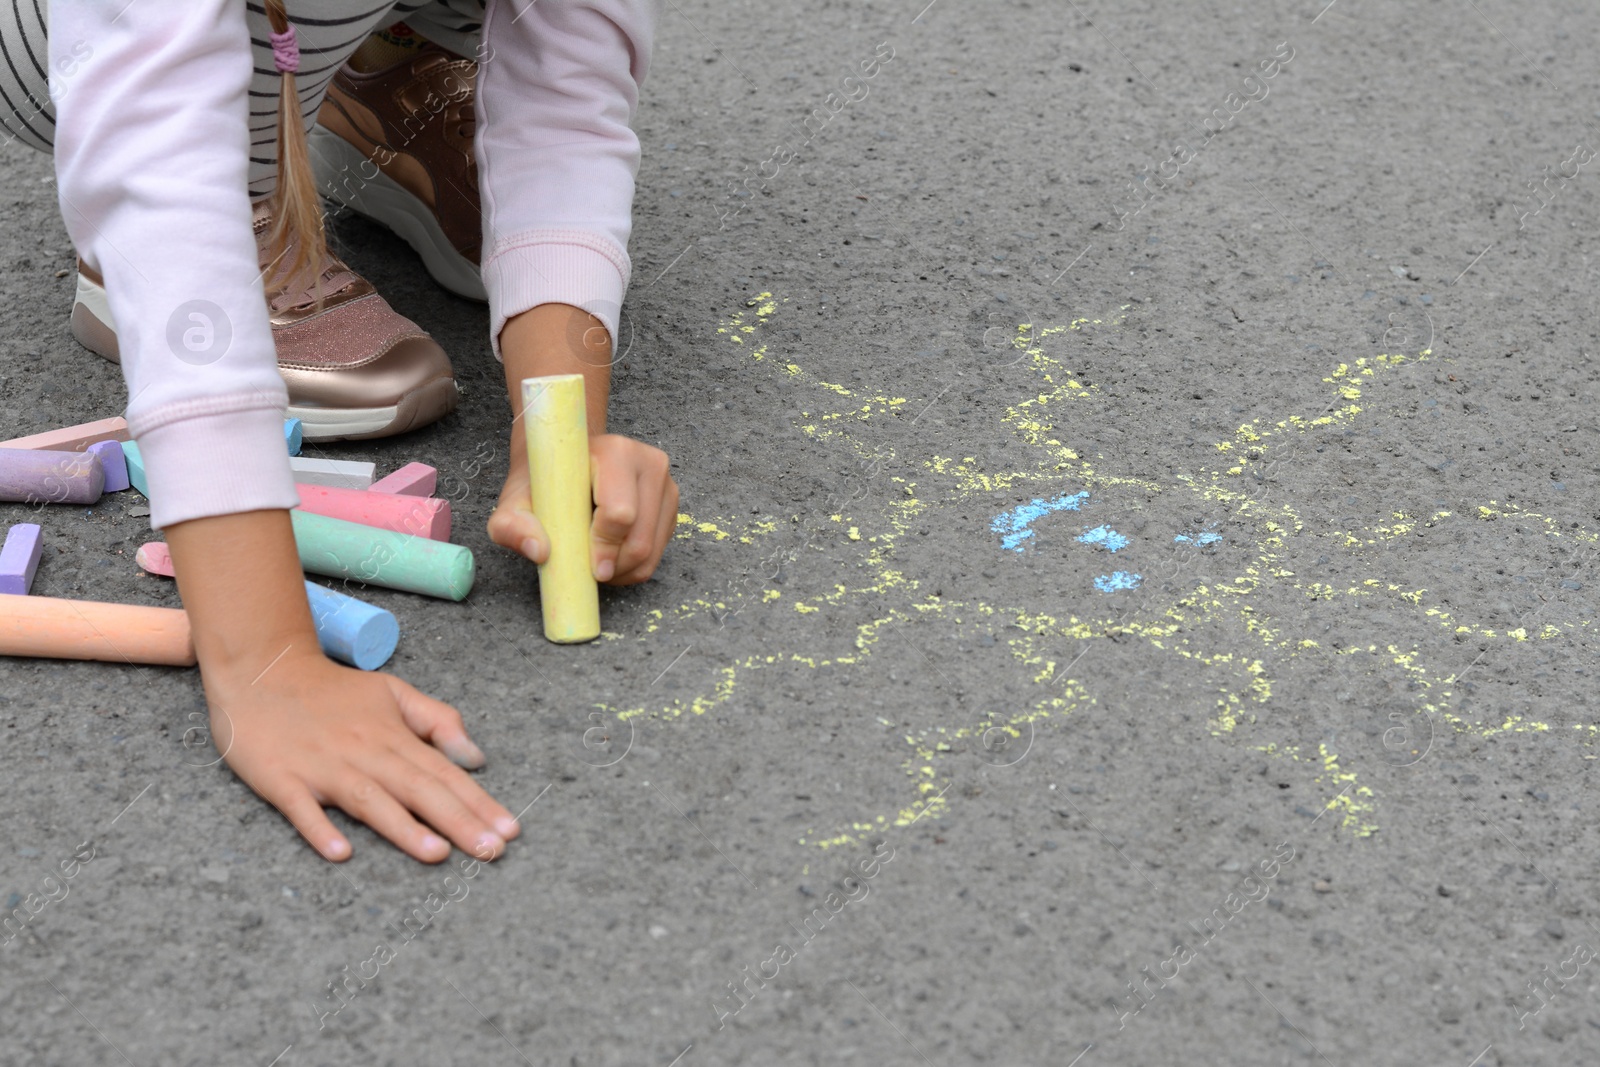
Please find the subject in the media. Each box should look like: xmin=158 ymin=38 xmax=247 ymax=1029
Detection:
xmin=1174 ymin=532 xmax=1223 ymax=546
xmin=1094 ymin=571 xmax=1143 ymax=593
xmin=1077 ymin=525 xmax=1129 ymax=552
xmin=990 ymin=491 xmax=1089 ymax=551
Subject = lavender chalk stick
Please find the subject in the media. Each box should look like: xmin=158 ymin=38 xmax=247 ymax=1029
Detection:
xmin=0 ymin=448 xmax=104 ymax=505
xmin=0 ymin=524 xmax=43 ymax=594
xmin=86 ymin=440 xmax=130 ymax=492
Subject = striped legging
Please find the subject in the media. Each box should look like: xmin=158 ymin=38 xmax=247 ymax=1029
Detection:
xmin=0 ymin=0 xmax=484 ymax=197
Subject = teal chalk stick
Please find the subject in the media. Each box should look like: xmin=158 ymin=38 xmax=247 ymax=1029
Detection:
xmin=284 ymin=418 xmax=303 ymax=456
xmin=119 ymin=440 xmax=148 ymax=497
xmin=290 ymin=510 xmax=474 ymax=601
xmin=305 ymin=581 xmax=399 ymax=669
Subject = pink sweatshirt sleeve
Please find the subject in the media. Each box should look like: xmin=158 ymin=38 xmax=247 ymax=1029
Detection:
xmin=476 ymin=0 xmax=658 ymax=358
xmin=50 ymin=1 xmax=298 ymax=531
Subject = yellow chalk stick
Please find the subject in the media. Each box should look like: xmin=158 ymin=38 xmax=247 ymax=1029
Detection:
xmin=522 ymin=375 xmax=600 ymax=643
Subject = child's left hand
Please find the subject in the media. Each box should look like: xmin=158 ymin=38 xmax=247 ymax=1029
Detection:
xmin=489 ymin=432 xmax=678 ymax=585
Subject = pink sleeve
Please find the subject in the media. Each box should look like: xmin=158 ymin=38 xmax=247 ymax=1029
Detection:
xmin=50 ymin=1 xmax=298 ymax=531
xmin=475 ymin=0 xmax=658 ymax=358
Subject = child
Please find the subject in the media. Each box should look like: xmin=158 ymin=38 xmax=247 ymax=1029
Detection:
xmin=0 ymin=0 xmax=676 ymax=864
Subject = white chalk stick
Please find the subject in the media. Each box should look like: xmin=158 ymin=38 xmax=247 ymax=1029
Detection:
xmin=288 ymin=457 xmax=375 ymax=490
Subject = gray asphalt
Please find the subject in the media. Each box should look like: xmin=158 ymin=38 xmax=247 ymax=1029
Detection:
xmin=4 ymin=0 xmax=1600 ymax=1064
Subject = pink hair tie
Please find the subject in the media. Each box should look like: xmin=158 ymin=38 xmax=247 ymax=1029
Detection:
xmin=270 ymin=26 xmax=300 ymax=74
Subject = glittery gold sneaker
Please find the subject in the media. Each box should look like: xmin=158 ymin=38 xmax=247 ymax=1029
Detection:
xmin=70 ymin=201 xmax=459 ymax=442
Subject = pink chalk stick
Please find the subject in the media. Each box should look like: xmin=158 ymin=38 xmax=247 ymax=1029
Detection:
xmin=369 ymin=462 xmax=438 ymax=497
xmin=294 ymin=483 xmax=451 ymax=541
xmin=86 ymin=440 xmax=130 ymax=492
xmin=0 ymin=448 xmax=104 ymax=505
xmin=0 ymin=524 xmax=43 ymax=594
xmin=0 ymin=416 xmax=129 ymax=452
xmin=135 ymin=542 xmax=175 ymax=578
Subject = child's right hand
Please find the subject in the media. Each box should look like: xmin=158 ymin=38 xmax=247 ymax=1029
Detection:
xmin=203 ymin=647 xmax=520 ymax=863
xmin=164 ymin=507 xmax=518 ymax=864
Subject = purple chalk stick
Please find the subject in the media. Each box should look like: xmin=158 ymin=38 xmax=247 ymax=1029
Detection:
xmin=0 ymin=447 xmax=104 ymax=505
xmin=0 ymin=523 xmax=43 ymax=595
xmin=87 ymin=440 xmax=130 ymax=492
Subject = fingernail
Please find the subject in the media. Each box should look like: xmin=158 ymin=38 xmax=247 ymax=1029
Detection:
xmin=421 ymin=833 xmax=447 ymax=855
xmin=596 ymin=558 xmax=615 ymax=581
xmin=444 ymin=740 xmax=486 ymax=769
xmin=477 ymin=832 xmax=505 ymax=855
xmin=326 ymin=838 xmax=350 ymax=860
xmin=520 ymin=537 xmax=540 ymax=559
xmin=494 ymin=816 xmax=519 ymax=838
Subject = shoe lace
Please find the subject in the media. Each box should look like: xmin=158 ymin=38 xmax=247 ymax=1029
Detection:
xmin=255 ymin=210 xmax=360 ymax=313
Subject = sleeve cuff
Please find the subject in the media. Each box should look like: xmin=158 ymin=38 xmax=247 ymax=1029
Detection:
xmin=137 ymin=405 xmax=300 ymax=531
xmin=481 ymin=230 xmax=631 ymax=361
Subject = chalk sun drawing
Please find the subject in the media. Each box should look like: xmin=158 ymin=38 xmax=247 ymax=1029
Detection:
xmin=594 ymin=292 xmax=1596 ymax=851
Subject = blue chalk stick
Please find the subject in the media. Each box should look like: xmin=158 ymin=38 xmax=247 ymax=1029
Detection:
xmin=304 ymin=581 xmax=399 ymax=670
xmin=284 ymin=418 xmax=303 ymax=456
xmin=87 ymin=440 xmax=130 ymax=492
xmin=120 ymin=440 xmax=148 ymax=498
xmin=0 ymin=523 xmax=42 ymax=595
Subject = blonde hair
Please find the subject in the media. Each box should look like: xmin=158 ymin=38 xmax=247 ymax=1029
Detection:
xmin=263 ymin=0 xmax=327 ymax=291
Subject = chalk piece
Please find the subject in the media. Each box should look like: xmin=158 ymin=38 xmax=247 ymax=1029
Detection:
xmin=0 ymin=593 xmax=195 ymax=665
xmin=521 ymin=375 xmax=600 ymax=643
xmin=121 ymin=440 xmax=148 ymax=497
xmin=86 ymin=440 xmax=130 ymax=492
xmin=0 ymin=416 xmax=129 ymax=452
xmin=291 ymin=510 xmax=474 ymax=600
xmin=0 ymin=447 xmax=104 ymax=505
xmin=369 ymin=462 xmax=437 ymax=497
xmin=305 ymin=582 xmax=399 ymax=670
xmin=134 ymin=543 xmax=399 ymax=670
xmin=296 ymin=483 xmax=450 ymax=540
xmin=0 ymin=524 xmax=43 ymax=595
xmin=284 ymin=418 xmax=303 ymax=456
xmin=289 ymin=456 xmax=375 ymax=490
xmin=134 ymin=542 xmax=175 ymax=577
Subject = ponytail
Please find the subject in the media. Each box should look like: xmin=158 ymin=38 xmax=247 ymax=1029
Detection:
xmin=263 ymin=0 xmax=327 ymax=292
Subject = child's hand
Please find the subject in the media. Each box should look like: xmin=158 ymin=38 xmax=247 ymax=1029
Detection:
xmin=489 ymin=432 xmax=678 ymax=585
xmin=205 ymin=648 xmax=521 ymax=863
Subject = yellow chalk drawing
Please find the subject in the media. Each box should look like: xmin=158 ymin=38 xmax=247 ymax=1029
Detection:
xmin=592 ymin=292 xmax=1596 ymax=851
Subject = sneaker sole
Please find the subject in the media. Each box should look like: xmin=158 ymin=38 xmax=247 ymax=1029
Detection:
xmin=70 ymin=274 xmax=458 ymax=443
xmin=309 ymin=126 xmax=488 ymax=302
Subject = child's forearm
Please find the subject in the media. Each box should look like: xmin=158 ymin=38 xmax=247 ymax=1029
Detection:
xmin=500 ymin=303 xmax=611 ymax=435
xmin=164 ymin=509 xmax=318 ymax=680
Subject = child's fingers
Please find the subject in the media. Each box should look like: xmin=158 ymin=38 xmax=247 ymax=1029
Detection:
xmin=330 ymin=773 xmax=453 ymax=863
xmin=268 ymin=778 xmax=353 ymax=862
xmin=387 ymin=675 xmax=486 ymax=769
xmin=612 ymin=470 xmax=677 ymax=585
xmin=590 ymin=459 xmax=639 ymax=583
xmin=369 ymin=751 xmax=506 ymax=861
xmin=487 ymin=482 xmax=549 ymax=564
xmin=402 ymin=742 xmax=521 ymax=843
